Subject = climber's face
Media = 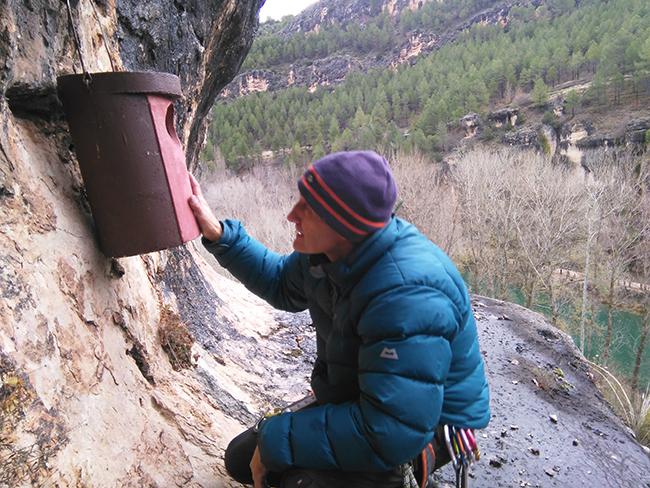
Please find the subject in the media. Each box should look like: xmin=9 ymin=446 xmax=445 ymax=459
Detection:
xmin=287 ymin=196 xmax=352 ymax=262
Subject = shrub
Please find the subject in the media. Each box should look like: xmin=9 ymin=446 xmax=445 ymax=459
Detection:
xmin=159 ymin=306 xmax=195 ymax=371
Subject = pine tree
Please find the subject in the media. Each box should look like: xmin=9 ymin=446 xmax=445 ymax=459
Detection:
xmin=532 ymin=78 xmax=549 ymax=107
xmin=312 ymin=142 xmax=326 ymax=160
xmin=328 ymin=115 xmax=340 ymax=142
xmin=565 ymin=89 xmax=581 ymax=117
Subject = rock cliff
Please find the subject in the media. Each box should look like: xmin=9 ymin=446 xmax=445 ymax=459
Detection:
xmin=0 ymin=0 xmax=269 ymax=485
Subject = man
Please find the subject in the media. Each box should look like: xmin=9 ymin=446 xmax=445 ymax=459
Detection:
xmin=188 ymin=150 xmax=490 ymax=488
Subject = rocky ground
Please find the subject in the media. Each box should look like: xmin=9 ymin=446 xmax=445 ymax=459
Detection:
xmin=435 ymin=296 xmax=650 ymax=487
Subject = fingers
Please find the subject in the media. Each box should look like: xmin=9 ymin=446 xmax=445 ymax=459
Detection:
xmin=187 ymin=174 xmax=223 ymax=241
xmin=188 ymin=173 xmax=202 ymax=198
xmin=188 ymin=195 xmax=200 ymax=211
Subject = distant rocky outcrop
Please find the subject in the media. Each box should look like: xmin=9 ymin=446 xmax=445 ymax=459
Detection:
xmin=221 ymin=55 xmax=363 ymax=98
xmin=279 ymin=0 xmax=423 ymax=35
xmin=568 ymin=119 xmax=649 ymax=150
xmin=459 ymin=109 xmax=647 ymax=163
xmin=502 ymin=126 xmax=543 ymax=150
xmin=221 ymin=0 xmax=527 ymax=99
xmin=460 ymin=112 xmax=482 ymax=138
xmin=488 ymin=108 xmax=520 ymax=128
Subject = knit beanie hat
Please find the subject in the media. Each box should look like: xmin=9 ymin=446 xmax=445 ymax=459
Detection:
xmin=298 ymin=150 xmax=397 ymax=242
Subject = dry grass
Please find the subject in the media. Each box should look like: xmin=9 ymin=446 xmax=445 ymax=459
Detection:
xmin=632 ymin=388 xmax=650 ymax=445
xmin=1 ymin=359 xmax=59 ymax=486
xmin=159 ymin=306 xmax=195 ymax=371
xmin=201 ymin=164 xmax=300 ymax=254
xmin=587 ymin=359 xmax=650 ymax=446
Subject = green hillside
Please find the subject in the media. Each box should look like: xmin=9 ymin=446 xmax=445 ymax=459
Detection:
xmin=204 ymin=0 xmax=650 ymax=168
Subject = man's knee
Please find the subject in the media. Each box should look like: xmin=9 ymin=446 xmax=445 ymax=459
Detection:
xmin=224 ymin=428 xmax=257 ymax=484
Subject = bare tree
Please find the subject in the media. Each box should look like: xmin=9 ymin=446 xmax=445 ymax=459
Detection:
xmin=453 ymin=149 xmax=525 ymax=299
xmin=509 ymin=157 xmax=585 ymax=326
xmin=390 ymin=151 xmax=461 ymax=256
xmin=631 ymin=169 xmax=650 ymax=390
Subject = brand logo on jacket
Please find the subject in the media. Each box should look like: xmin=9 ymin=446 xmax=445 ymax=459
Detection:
xmin=380 ymin=347 xmax=399 ymax=360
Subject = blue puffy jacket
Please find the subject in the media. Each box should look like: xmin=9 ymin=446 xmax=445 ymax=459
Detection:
xmin=204 ymin=216 xmax=490 ymax=473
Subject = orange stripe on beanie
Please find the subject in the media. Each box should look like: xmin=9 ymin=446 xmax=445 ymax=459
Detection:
xmin=297 ymin=151 xmax=397 ymax=242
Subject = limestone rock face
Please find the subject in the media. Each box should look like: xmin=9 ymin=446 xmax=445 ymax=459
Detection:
xmin=0 ymin=0 xmax=304 ymax=486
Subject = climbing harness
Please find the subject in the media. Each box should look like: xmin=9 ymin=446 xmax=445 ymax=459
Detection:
xmin=407 ymin=425 xmax=481 ymax=488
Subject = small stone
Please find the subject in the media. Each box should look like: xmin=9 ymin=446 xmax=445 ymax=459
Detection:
xmin=490 ymin=457 xmax=505 ymax=468
xmin=512 ymin=380 xmax=519 ymax=385
xmin=544 ymin=468 xmax=556 ymax=477
xmin=572 ymin=439 xmax=579 ymax=446
xmin=511 ymin=358 xmax=520 ymax=365
xmin=529 ymin=447 xmax=540 ymax=456
xmin=510 ymin=425 xmax=519 ymax=430
xmin=549 ymin=414 xmax=558 ymax=424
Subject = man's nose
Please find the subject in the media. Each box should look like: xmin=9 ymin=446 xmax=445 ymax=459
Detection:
xmin=287 ymin=206 xmax=298 ymax=222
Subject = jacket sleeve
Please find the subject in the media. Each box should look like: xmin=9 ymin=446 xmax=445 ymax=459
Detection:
xmin=202 ymin=219 xmax=307 ymax=312
xmin=258 ymin=284 xmax=458 ymax=472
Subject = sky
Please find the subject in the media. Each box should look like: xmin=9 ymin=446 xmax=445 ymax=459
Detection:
xmin=259 ymin=0 xmax=320 ymax=22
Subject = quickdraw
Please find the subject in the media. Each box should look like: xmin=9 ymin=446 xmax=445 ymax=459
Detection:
xmin=445 ymin=426 xmax=478 ymax=488
xmin=407 ymin=425 xmax=481 ymax=488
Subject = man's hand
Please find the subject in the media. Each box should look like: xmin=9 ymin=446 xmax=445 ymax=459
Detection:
xmin=250 ymin=445 xmax=268 ymax=488
xmin=188 ymin=173 xmax=223 ymax=242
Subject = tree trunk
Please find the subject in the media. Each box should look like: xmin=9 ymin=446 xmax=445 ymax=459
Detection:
xmin=580 ymin=216 xmax=596 ymax=354
xmin=631 ymin=313 xmax=650 ymax=391
xmin=525 ymin=276 xmax=535 ymax=309
xmin=548 ymin=280 xmax=559 ymax=326
xmin=602 ymin=271 xmax=616 ymax=364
